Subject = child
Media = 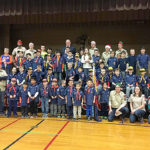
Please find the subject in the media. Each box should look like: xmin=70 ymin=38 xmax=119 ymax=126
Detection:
xmin=62 ymin=47 xmax=70 ymax=71
xmin=84 ymin=79 xmax=96 ymax=120
xmin=107 ymin=51 xmax=118 ymax=70
xmin=23 ymin=53 xmax=33 ymax=72
xmin=65 ymin=63 xmax=75 ymax=84
xmin=33 ymin=65 xmax=45 ymax=84
xmin=49 ymin=78 xmax=59 ymax=117
xmin=46 ymin=48 xmax=54 ymax=60
xmin=66 ymin=51 xmax=74 ymax=65
xmin=25 ymin=67 xmax=33 ymax=85
xmin=32 ymin=49 xmax=43 ymax=71
xmin=112 ymin=69 xmax=123 ymax=90
xmin=7 ymin=67 xmax=17 ymax=84
xmin=118 ymin=51 xmax=128 ymax=79
xmin=98 ymin=82 xmax=110 ymax=119
xmin=17 ymin=66 xmax=26 ymax=87
xmin=44 ymin=67 xmax=54 ymax=86
xmin=41 ymin=45 xmax=47 ymax=59
xmin=53 ymin=51 xmax=64 ymax=85
xmin=76 ymin=67 xmax=86 ymax=87
xmin=107 ymin=67 xmax=114 ymax=88
xmin=92 ymin=49 xmax=100 ymax=70
xmin=137 ymin=47 xmax=149 ymax=72
xmin=127 ymin=49 xmax=137 ymax=74
xmin=40 ymin=79 xmax=50 ymax=118
xmin=65 ymin=80 xmax=74 ymax=119
xmin=28 ymin=77 xmax=39 ymax=118
xmin=57 ymin=80 xmax=66 ymax=118
xmin=43 ymin=54 xmax=53 ymax=71
xmin=6 ymin=78 xmax=19 ymax=117
xmin=137 ymin=68 xmax=149 ymax=98
xmin=73 ymin=83 xmax=84 ymax=120
xmin=125 ymin=66 xmax=136 ymax=101
xmin=19 ymin=82 xmax=29 ymax=118
xmin=74 ymin=53 xmax=82 ymax=74
xmin=81 ymin=48 xmax=93 ymax=78
xmin=16 ymin=51 xmax=26 ymax=69
xmin=0 ymin=48 xmax=13 ymax=74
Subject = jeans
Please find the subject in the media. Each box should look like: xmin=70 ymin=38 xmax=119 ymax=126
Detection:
xmin=29 ymin=100 xmax=38 ymax=116
xmin=58 ymin=105 xmax=65 ymax=116
xmin=100 ymin=103 xmax=108 ymax=117
xmin=129 ymin=109 xmax=145 ymax=123
xmin=21 ymin=106 xmax=28 ymax=117
xmin=108 ymin=107 xmax=129 ymax=122
xmin=54 ymin=72 xmax=62 ymax=85
xmin=86 ymin=105 xmax=93 ymax=118
xmin=66 ymin=105 xmax=73 ymax=117
xmin=0 ymin=91 xmax=5 ymax=114
xmin=126 ymin=86 xmax=135 ymax=101
xmin=7 ymin=100 xmax=18 ymax=117
xmin=83 ymin=68 xmax=89 ymax=79
xmin=50 ymin=103 xmax=57 ymax=116
xmin=41 ymin=97 xmax=49 ymax=115
xmin=73 ymin=106 xmax=82 ymax=119
xmin=120 ymin=71 xmax=125 ymax=80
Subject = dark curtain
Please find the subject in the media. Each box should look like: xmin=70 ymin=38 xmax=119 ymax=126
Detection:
xmin=0 ymin=0 xmax=150 ymax=24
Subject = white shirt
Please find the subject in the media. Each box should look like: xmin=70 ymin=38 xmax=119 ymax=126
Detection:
xmin=25 ymin=49 xmax=36 ymax=59
xmin=12 ymin=46 xmax=26 ymax=57
xmin=81 ymin=54 xmax=93 ymax=69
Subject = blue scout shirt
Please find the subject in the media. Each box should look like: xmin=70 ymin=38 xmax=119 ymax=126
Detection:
xmin=127 ymin=56 xmax=136 ymax=70
xmin=74 ymin=60 xmax=82 ymax=74
xmin=137 ymin=54 xmax=149 ymax=69
xmin=57 ymin=86 xmax=66 ymax=105
xmin=32 ymin=56 xmax=43 ymax=71
xmin=23 ymin=59 xmax=33 ymax=71
xmin=118 ymin=58 xmax=128 ymax=71
xmin=33 ymin=70 xmax=45 ymax=84
xmin=17 ymin=72 xmax=26 ymax=84
xmin=97 ymin=74 xmax=109 ymax=85
xmin=125 ymin=73 xmax=136 ymax=87
xmin=53 ymin=56 xmax=64 ymax=73
xmin=65 ymin=68 xmax=75 ymax=80
xmin=19 ymin=86 xmax=28 ymax=106
xmin=92 ymin=55 xmax=100 ymax=69
xmin=112 ymin=74 xmax=123 ymax=84
xmin=66 ymin=86 xmax=74 ymax=106
xmin=40 ymin=85 xmax=49 ymax=98
xmin=98 ymin=88 xmax=110 ymax=104
xmin=28 ymin=84 xmax=39 ymax=102
xmin=107 ymin=57 xmax=118 ymax=69
xmin=84 ymin=86 xmax=96 ymax=106
xmin=137 ymin=74 xmax=149 ymax=87
xmin=49 ymin=85 xmax=59 ymax=104
xmin=73 ymin=89 xmax=84 ymax=106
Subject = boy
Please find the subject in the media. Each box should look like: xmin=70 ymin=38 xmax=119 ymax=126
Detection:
xmin=40 ymin=79 xmax=50 ymax=118
xmin=49 ymin=78 xmax=59 ymax=117
xmin=137 ymin=68 xmax=149 ymax=98
xmin=57 ymin=80 xmax=66 ymax=118
xmin=84 ymin=79 xmax=96 ymax=120
xmin=7 ymin=67 xmax=17 ymax=84
xmin=41 ymin=45 xmax=47 ymax=59
xmin=65 ymin=63 xmax=75 ymax=84
xmin=53 ymin=51 xmax=64 ymax=85
xmin=19 ymin=82 xmax=29 ymax=118
xmin=0 ymin=48 xmax=13 ymax=74
xmin=112 ymin=69 xmax=123 ymax=90
xmin=66 ymin=51 xmax=74 ymax=65
xmin=43 ymin=54 xmax=53 ymax=71
xmin=74 ymin=53 xmax=82 ymax=74
xmin=118 ymin=51 xmax=128 ymax=79
xmin=98 ymin=82 xmax=110 ymax=119
xmin=44 ymin=67 xmax=54 ymax=86
xmin=17 ymin=66 xmax=26 ymax=86
xmin=62 ymin=47 xmax=70 ymax=71
xmin=16 ymin=51 xmax=26 ymax=69
xmin=125 ymin=66 xmax=136 ymax=101
xmin=28 ymin=77 xmax=39 ymax=118
xmin=25 ymin=67 xmax=33 ymax=85
xmin=127 ymin=49 xmax=137 ymax=74
xmin=107 ymin=67 xmax=114 ymax=88
xmin=32 ymin=49 xmax=43 ymax=71
xmin=65 ymin=79 xmax=74 ymax=119
xmin=107 ymin=51 xmax=118 ymax=70
xmin=92 ymin=49 xmax=100 ymax=70
xmin=6 ymin=78 xmax=19 ymax=117
xmin=23 ymin=53 xmax=33 ymax=72
xmin=76 ymin=67 xmax=86 ymax=87
xmin=73 ymin=83 xmax=84 ymax=120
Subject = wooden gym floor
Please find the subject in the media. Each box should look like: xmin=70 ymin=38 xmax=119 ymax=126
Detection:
xmin=0 ymin=116 xmax=150 ymax=150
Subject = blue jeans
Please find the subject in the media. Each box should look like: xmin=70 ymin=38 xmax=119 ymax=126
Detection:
xmin=108 ymin=107 xmax=129 ymax=122
xmin=126 ymin=86 xmax=135 ymax=100
xmin=84 ymin=68 xmax=89 ymax=79
xmin=7 ymin=100 xmax=18 ymax=116
xmin=66 ymin=105 xmax=73 ymax=117
xmin=41 ymin=97 xmax=49 ymax=115
xmin=86 ymin=105 xmax=93 ymax=118
xmin=54 ymin=72 xmax=62 ymax=85
xmin=129 ymin=109 xmax=145 ymax=123
xmin=0 ymin=91 xmax=5 ymax=114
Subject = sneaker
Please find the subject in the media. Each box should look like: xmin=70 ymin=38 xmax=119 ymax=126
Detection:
xmin=57 ymin=115 xmax=61 ymax=118
xmin=67 ymin=116 xmax=70 ymax=119
xmin=78 ymin=118 xmax=81 ymax=121
xmin=21 ymin=115 xmax=24 ymax=118
xmin=14 ymin=115 xmax=18 ymax=118
xmin=45 ymin=114 xmax=48 ymax=118
xmin=73 ymin=118 xmax=76 ymax=121
xmin=90 ymin=117 xmax=93 ymax=121
xmin=86 ymin=116 xmax=89 ymax=120
xmin=139 ymin=117 xmax=144 ymax=123
xmin=30 ymin=116 xmax=33 ymax=118
xmin=6 ymin=115 xmax=10 ymax=118
xmin=104 ymin=116 xmax=108 ymax=120
xmin=62 ymin=115 xmax=65 ymax=119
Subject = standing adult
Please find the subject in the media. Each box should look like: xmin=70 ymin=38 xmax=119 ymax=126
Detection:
xmin=62 ymin=39 xmax=76 ymax=55
xmin=89 ymin=41 xmax=97 ymax=57
xmin=25 ymin=42 xmax=36 ymax=59
xmin=0 ymin=63 xmax=8 ymax=115
xmin=102 ymin=44 xmax=111 ymax=66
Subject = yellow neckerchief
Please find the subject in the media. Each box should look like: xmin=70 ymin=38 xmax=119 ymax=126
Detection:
xmin=74 ymin=61 xmax=77 ymax=69
xmin=140 ymin=75 xmax=146 ymax=84
xmin=101 ymin=75 xmax=104 ymax=82
xmin=47 ymin=74 xmax=50 ymax=82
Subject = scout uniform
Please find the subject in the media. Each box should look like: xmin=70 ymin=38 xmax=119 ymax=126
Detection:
xmin=17 ymin=71 xmax=26 ymax=86
xmin=74 ymin=53 xmax=82 ymax=74
xmin=57 ymin=85 xmax=66 ymax=117
xmin=65 ymin=68 xmax=75 ymax=83
xmin=23 ymin=58 xmax=33 ymax=72
xmin=44 ymin=68 xmax=54 ymax=86
xmin=25 ymin=67 xmax=33 ymax=85
xmin=137 ymin=53 xmax=149 ymax=70
xmin=107 ymin=56 xmax=118 ymax=69
xmin=6 ymin=78 xmax=19 ymax=117
xmin=92 ymin=55 xmax=100 ymax=70
xmin=112 ymin=74 xmax=123 ymax=88
xmin=33 ymin=70 xmax=45 ymax=84
xmin=73 ymin=88 xmax=84 ymax=119
xmin=127 ymin=55 xmax=137 ymax=74
xmin=16 ymin=56 xmax=26 ymax=68
xmin=102 ymin=51 xmax=110 ymax=66
xmin=84 ymin=85 xmax=96 ymax=119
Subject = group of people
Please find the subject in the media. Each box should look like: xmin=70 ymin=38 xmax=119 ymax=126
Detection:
xmin=0 ymin=39 xmax=150 ymax=124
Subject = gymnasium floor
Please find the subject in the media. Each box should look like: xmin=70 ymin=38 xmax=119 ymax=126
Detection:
xmin=0 ymin=116 xmax=150 ymax=150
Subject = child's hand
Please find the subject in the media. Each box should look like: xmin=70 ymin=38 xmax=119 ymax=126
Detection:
xmin=10 ymin=95 xmax=13 ymax=99
xmin=48 ymin=99 xmax=51 ymax=102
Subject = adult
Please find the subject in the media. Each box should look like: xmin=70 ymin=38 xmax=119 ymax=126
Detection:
xmin=115 ymin=41 xmax=128 ymax=58
xmin=12 ymin=40 xmax=26 ymax=58
xmin=25 ymin=42 xmax=36 ymax=59
xmin=129 ymin=86 xmax=146 ymax=123
xmin=89 ymin=41 xmax=97 ymax=57
xmin=0 ymin=63 xmax=8 ymax=115
xmin=62 ymin=39 xmax=76 ymax=55
xmin=108 ymin=84 xmax=129 ymax=123
xmin=102 ymin=44 xmax=111 ymax=66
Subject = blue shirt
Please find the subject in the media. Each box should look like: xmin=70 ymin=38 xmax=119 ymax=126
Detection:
xmin=57 ymin=86 xmax=66 ymax=105
xmin=73 ymin=89 xmax=84 ymax=106
xmin=98 ymin=88 xmax=110 ymax=104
